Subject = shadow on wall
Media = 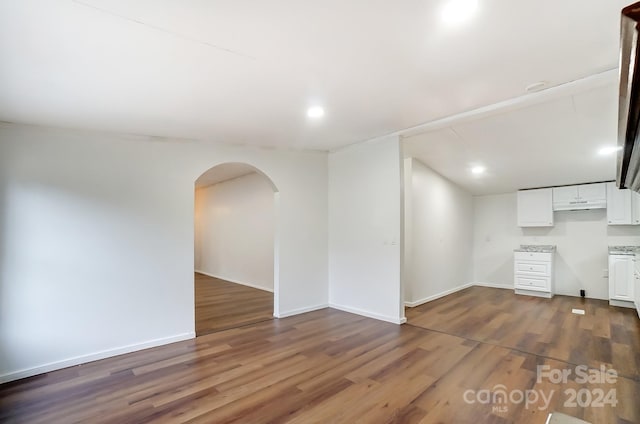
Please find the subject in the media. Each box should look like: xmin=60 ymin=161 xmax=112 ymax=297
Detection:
xmin=484 ymin=258 xmax=513 ymax=286
xmin=552 ymin=254 xmax=583 ymax=297
xmin=607 ymin=224 xmax=640 ymax=237
xmin=0 ymin=157 xmax=7 ymax=372
xmin=521 ymin=226 xmax=555 ymax=237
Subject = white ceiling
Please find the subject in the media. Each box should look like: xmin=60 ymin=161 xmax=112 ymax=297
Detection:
xmin=403 ymin=73 xmax=619 ymax=195
xmin=195 ymin=163 xmax=257 ymax=188
xmin=0 ymin=0 xmax=629 ymax=151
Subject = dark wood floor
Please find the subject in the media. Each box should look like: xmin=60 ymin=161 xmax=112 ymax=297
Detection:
xmin=0 ymin=287 xmax=638 ymax=423
xmin=195 ymin=272 xmax=273 ymax=336
xmin=406 ymin=286 xmax=640 ymax=381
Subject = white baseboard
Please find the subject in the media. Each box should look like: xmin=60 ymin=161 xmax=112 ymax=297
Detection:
xmin=276 ymin=303 xmax=329 ymax=318
xmin=474 ymin=281 xmax=513 ymax=290
xmin=195 ymin=270 xmax=274 ymax=293
xmin=404 ymin=283 xmax=473 ymax=307
xmin=0 ymin=332 xmax=195 ymax=384
xmin=329 ymin=303 xmax=406 ymax=325
xmin=609 ymin=299 xmax=635 ymax=309
xmin=515 ymin=288 xmax=553 ymax=298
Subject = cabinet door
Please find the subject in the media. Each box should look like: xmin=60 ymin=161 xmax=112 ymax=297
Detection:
xmin=635 ymin=269 xmax=640 ymax=314
xmin=607 ymin=182 xmax=633 ymax=225
xmin=578 ymin=183 xmax=606 ymax=201
xmin=515 ymin=275 xmax=550 ymax=291
xmin=517 ymin=188 xmax=553 ymax=227
xmin=632 ymin=190 xmax=640 ymax=225
xmin=514 ymin=261 xmax=551 ymax=277
xmin=636 ymin=256 xmax=640 ymax=315
xmin=552 ymin=186 xmax=578 ymax=204
xmin=609 ymin=255 xmax=634 ymax=301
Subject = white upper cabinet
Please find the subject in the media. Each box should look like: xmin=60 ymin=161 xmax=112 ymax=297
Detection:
xmin=518 ymin=182 xmax=639 ymax=228
xmin=552 ymin=186 xmax=578 ymax=205
xmin=578 ymin=183 xmax=607 ymax=201
xmin=552 ymin=183 xmax=606 ymax=210
xmin=606 ymin=182 xmax=640 ymax=225
xmin=517 ymin=188 xmax=553 ymax=227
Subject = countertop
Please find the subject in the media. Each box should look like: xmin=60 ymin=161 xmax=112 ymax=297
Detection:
xmin=514 ymin=245 xmax=556 ymax=253
xmin=608 ymin=245 xmax=640 ymax=255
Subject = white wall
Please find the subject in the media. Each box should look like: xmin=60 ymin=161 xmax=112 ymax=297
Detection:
xmin=404 ymin=159 xmax=474 ymax=306
xmin=194 ymin=173 xmax=274 ymax=291
xmin=0 ymin=123 xmax=328 ymax=382
xmin=403 ymin=158 xmax=413 ymax=303
xmin=473 ymin=192 xmax=640 ymax=299
xmin=328 ymin=135 xmax=404 ymax=324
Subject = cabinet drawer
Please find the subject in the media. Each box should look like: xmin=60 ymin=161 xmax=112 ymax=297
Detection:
xmin=515 ymin=276 xmax=550 ymax=291
xmin=514 ymin=252 xmax=552 ymax=262
xmin=515 ymin=261 xmax=551 ymax=276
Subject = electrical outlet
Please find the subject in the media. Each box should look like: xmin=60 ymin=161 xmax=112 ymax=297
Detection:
xmin=602 ymin=268 xmax=608 ymax=278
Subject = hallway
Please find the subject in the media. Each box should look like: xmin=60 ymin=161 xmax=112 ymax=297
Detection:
xmin=195 ymin=273 xmax=274 ymax=335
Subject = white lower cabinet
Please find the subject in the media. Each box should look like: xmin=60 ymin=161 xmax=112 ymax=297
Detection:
xmin=608 ymin=254 xmax=635 ymax=308
xmin=635 ymin=260 xmax=640 ymax=318
xmin=514 ymin=251 xmax=554 ymax=298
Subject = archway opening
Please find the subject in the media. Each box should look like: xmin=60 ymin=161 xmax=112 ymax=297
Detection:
xmin=194 ymin=162 xmax=279 ymax=336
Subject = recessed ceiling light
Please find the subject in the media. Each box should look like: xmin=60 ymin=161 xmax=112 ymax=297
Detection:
xmin=598 ymin=145 xmax=622 ymax=156
xmin=307 ymin=106 xmax=325 ymax=118
xmin=471 ymin=165 xmax=486 ymax=175
xmin=441 ymin=0 xmax=478 ymax=24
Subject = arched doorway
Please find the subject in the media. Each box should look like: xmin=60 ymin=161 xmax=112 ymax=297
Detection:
xmin=194 ymin=162 xmax=279 ymax=335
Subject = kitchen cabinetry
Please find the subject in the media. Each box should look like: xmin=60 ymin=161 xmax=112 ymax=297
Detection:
xmin=635 ymin=255 xmax=640 ymax=318
xmin=514 ymin=250 xmax=554 ymax=298
xmin=552 ymin=183 xmax=606 ymax=211
xmin=606 ymin=182 xmax=640 ymax=225
xmin=608 ymin=254 xmax=635 ymax=307
xmin=517 ymin=188 xmax=553 ymax=227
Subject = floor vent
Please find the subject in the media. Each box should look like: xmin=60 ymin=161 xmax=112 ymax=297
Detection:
xmin=571 ymin=308 xmax=585 ymax=315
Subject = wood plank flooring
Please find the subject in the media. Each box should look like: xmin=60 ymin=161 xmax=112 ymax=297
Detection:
xmin=406 ymin=286 xmax=640 ymax=381
xmin=1 ymin=287 xmax=638 ymax=423
xmin=195 ymin=272 xmax=273 ymax=336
